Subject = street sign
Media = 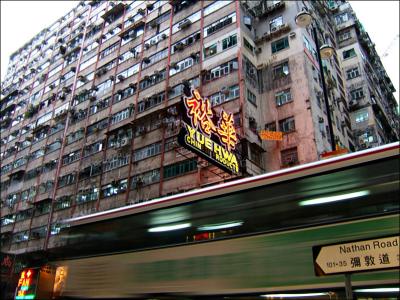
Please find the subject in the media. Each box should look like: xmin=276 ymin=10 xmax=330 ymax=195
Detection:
xmin=313 ymin=235 xmax=399 ymax=276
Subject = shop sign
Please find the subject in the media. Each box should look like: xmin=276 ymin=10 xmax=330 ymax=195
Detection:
xmin=178 ymin=89 xmax=240 ymax=174
xmin=15 ymin=268 xmax=38 ymax=300
xmin=258 ymin=130 xmax=283 ymax=141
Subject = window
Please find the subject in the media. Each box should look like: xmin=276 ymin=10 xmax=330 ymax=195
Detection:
xmin=142 ymin=48 xmax=168 ymax=69
xmin=303 ymin=35 xmax=317 ymax=59
xmin=113 ymin=85 xmax=136 ymax=103
xmin=164 ymin=160 xmax=197 ymax=179
xmin=343 ymin=48 xmax=356 ymax=59
xmin=204 ymin=59 xmax=238 ymax=82
xmin=270 ymin=16 xmax=283 ymax=31
xmin=115 ymin=63 xmax=140 ymax=83
xmin=111 ymin=108 xmax=132 ymax=125
xmin=338 ymin=30 xmax=351 ymax=41
xmin=171 ymin=11 xmax=201 ymax=34
xmin=58 ymin=172 xmax=76 ymax=188
xmin=204 ymin=13 xmax=236 ymax=38
xmin=30 ymin=148 xmax=45 ymax=160
xmin=359 ymin=131 xmax=374 ymax=144
xmin=13 ymin=157 xmax=27 ymax=169
xmin=46 ymin=141 xmax=61 ymax=153
xmin=62 ymin=150 xmax=81 ymax=165
xmin=100 ymin=42 xmax=119 ymax=59
xmin=279 ymin=117 xmax=295 ymax=133
xmin=101 ymin=179 xmax=127 ymax=198
xmin=137 ymin=92 xmax=164 ymax=113
xmin=48 ymin=64 xmax=63 ymax=78
xmin=243 ymin=37 xmax=255 ymax=53
xmin=131 ymin=169 xmax=160 ymax=189
xmin=13 ymin=230 xmax=30 ymax=243
xmin=103 ymin=154 xmax=130 ymax=172
xmin=272 ymin=37 xmax=289 ymax=53
xmin=1 ymin=214 xmax=15 ymax=226
xmin=204 ymin=43 xmax=217 ymax=58
xmin=83 ymin=140 xmax=103 ymax=157
xmin=273 ymin=61 xmax=289 ymax=79
xmin=66 ymin=127 xmax=85 ymax=145
xmin=121 ymin=25 xmax=144 ymax=46
xmin=76 ymin=72 xmax=94 ymax=90
xmin=36 ymin=112 xmax=52 ymax=126
xmin=169 ymin=55 xmax=199 ymax=76
xmin=335 ymin=13 xmax=349 ymax=25
xmin=209 ymin=84 xmax=240 ymax=106
xmin=171 ymin=31 xmax=201 ymax=54
xmin=222 ymin=34 xmax=237 ymax=50
xmin=107 ymin=128 xmax=132 ymax=149
xmin=355 ymin=110 xmax=369 ymax=123
xmin=99 ymin=59 xmax=118 ymax=74
xmin=204 ymin=0 xmax=232 ymax=16
xmin=80 ymin=54 xmax=97 ymax=70
xmin=281 ymin=147 xmax=298 ymax=166
xmin=76 ymin=187 xmax=99 ymax=204
xmin=139 ymin=69 xmax=166 ymax=90
xmin=86 ymin=118 xmax=109 ymax=135
xmin=96 ymin=79 xmax=113 ymax=96
xmin=54 ymin=196 xmax=72 ymax=211
xmin=133 ymin=142 xmax=162 ymax=162
xmin=30 ymin=226 xmax=47 ymax=239
xmin=350 ymin=88 xmax=364 ymax=100
xmin=275 ymin=89 xmax=292 ymax=106
xmin=265 ymin=122 xmax=277 ymax=131
xmin=346 ymin=67 xmax=360 ymax=79
xmin=247 ymin=89 xmax=257 ymax=106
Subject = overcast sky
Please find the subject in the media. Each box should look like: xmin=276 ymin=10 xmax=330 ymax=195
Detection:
xmin=1 ymin=1 xmax=399 ymax=102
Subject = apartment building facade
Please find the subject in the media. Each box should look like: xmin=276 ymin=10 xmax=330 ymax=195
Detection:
xmin=332 ymin=1 xmax=399 ymax=149
xmin=0 ymin=0 xmax=398 ymax=287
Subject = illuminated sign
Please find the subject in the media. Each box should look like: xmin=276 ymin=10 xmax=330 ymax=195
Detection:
xmin=178 ymin=89 xmax=240 ymax=174
xmin=258 ymin=130 xmax=283 ymax=141
xmin=15 ymin=269 xmax=38 ymax=300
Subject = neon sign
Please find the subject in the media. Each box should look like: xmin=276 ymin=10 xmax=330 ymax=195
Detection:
xmin=15 ymin=269 xmax=37 ymax=300
xmin=178 ymin=89 xmax=240 ymax=174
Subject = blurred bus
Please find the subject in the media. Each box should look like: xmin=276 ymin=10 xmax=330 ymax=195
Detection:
xmin=20 ymin=143 xmax=400 ymax=299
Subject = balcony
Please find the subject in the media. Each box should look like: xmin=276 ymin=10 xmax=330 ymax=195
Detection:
xmin=255 ymin=23 xmax=291 ymax=44
xmin=101 ymin=2 xmax=126 ymax=20
xmin=253 ymin=1 xmax=285 ymax=18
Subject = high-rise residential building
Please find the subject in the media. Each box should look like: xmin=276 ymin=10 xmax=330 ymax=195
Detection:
xmin=0 ymin=0 xmax=398 ymax=290
xmin=332 ymin=1 xmax=399 ymax=150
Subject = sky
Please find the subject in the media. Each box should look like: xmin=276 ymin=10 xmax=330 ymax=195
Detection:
xmin=1 ymin=1 xmax=399 ymax=102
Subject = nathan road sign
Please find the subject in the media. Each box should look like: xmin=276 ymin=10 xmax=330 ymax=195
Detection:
xmin=313 ymin=235 xmax=399 ymax=276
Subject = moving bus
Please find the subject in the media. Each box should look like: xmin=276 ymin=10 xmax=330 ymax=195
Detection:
xmin=26 ymin=143 xmax=400 ymax=299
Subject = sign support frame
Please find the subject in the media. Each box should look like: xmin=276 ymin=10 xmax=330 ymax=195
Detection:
xmin=344 ymin=273 xmax=353 ymax=300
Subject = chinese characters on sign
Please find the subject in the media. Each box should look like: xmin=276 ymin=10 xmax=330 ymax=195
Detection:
xmin=313 ymin=236 xmax=399 ymax=276
xmin=178 ymin=88 xmax=240 ymax=174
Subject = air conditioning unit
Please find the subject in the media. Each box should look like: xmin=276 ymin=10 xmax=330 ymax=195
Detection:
xmin=270 ymin=26 xmax=278 ymax=33
xmin=178 ymin=19 xmax=192 ymax=29
xmin=289 ymin=32 xmax=296 ymax=38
